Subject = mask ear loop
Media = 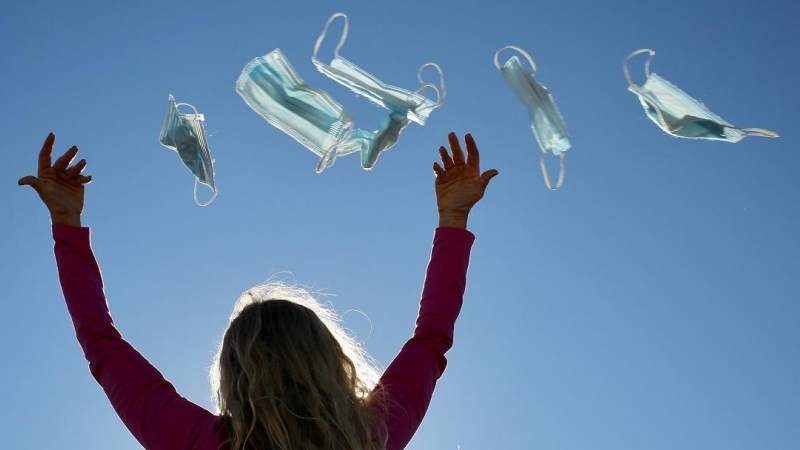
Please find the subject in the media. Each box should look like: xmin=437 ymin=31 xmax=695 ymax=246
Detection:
xmin=540 ymin=152 xmax=565 ymax=191
xmin=315 ymin=124 xmax=354 ymax=173
xmin=415 ymin=62 xmax=446 ymax=107
xmin=622 ymin=48 xmax=654 ymax=87
xmin=175 ymin=102 xmax=202 ymax=119
xmin=313 ymin=12 xmax=349 ymax=63
xmin=494 ymin=45 xmax=538 ymax=76
xmin=623 ymin=48 xmax=675 ymax=134
xmin=415 ymin=83 xmax=442 ymax=104
xmin=739 ymin=127 xmax=780 ymax=138
xmin=194 ymin=178 xmax=218 ymax=207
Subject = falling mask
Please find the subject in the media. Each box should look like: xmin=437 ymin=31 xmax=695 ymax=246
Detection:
xmin=158 ymin=95 xmax=218 ymax=206
xmin=623 ymin=48 xmax=778 ymax=143
xmin=312 ymin=12 xmax=445 ymax=168
xmin=495 ymin=46 xmax=571 ymax=190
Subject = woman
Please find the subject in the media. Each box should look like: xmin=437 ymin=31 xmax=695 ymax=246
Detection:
xmin=19 ymin=132 xmax=498 ymax=450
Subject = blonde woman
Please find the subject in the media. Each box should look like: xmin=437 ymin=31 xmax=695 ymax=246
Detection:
xmin=19 ymin=132 xmax=498 ymax=450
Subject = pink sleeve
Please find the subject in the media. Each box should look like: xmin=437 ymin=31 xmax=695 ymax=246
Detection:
xmin=373 ymin=227 xmax=475 ymax=450
xmin=53 ymin=225 xmax=224 ymax=450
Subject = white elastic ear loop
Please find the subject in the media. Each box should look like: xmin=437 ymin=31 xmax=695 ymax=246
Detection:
xmin=540 ymin=152 xmax=565 ymax=191
xmin=415 ymin=83 xmax=442 ymax=105
xmin=740 ymin=127 xmax=780 ymax=138
xmin=623 ymin=48 xmax=655 ymax=88
xmin=313 ymin=12 xmax=349 ymax=62
xmin=175 ymin=102 xmax=201 ymax=118
xmin=494 ymin=45 xmax=537 ymax=76
xmin=193 ymin=178 xmax=218 ymax=207
xmin=623 ymin=49 xmax=674 ymax=133
xmin=315 ymin=125 xmax=354 ymax=173
xmin=415 ymin=62 xmax=446 ymax=106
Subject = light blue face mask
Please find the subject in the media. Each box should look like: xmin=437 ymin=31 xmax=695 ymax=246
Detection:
xmin=623 ymin=48 xmax=779 ymax=142
xmin=236 ymin=48 xmax=356 ymax=172
xmin=495 ymin=46 xmax=571 ymax=190
xmin=158 ymin=95 xmax=218 ymax=206
xmin=312 ymin=12 xmax=445 ymax=169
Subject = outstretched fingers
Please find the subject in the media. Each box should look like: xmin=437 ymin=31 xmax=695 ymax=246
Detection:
xmin=465 ymin=133 xmax=480 ymax=171
xmin=438 ymin=146 xmax=455 ymax=170
xmin=65 ymin=159 xmax=87 ymax=178
xmin=38 ymin=133 xmax=55 ymax=173
xmin=447 ymin=132 xmax=465 ymax=166
xmin=433 ymin=162 xmax=446 ymax=178
xmin=53 ymin=146 xmax=78 ymax=171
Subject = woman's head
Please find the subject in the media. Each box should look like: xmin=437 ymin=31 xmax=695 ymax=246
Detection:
xmin=210 ymin=281 xmax=385 ymax=450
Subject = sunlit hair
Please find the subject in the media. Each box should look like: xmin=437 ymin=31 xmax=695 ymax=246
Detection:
xmin=210 ymin=280 xmax=386 ymax=450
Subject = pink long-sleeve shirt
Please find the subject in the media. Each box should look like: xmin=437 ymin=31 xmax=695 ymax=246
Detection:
xmin=53 ymin=224 xmax=474 ymax=450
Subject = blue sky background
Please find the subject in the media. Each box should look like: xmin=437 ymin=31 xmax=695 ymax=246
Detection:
xmin=3 ymin=0 xmax=799 ymax=448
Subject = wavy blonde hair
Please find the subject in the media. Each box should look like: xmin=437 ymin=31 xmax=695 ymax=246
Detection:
xmin=210 ymin=281 xmax=386 ymax=450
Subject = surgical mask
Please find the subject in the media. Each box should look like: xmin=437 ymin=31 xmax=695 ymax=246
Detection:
xmin=312 ymin=12 xmax=444 ymax=168
xmin=236 ymin=48 xmax=356 ymax=172
xmin=623 ymin=48 xmax=779 ymax=142
xmin=495 ymin=46 xmax=570 ymax=190
xmin=158 ymin=95 xmax=218 ymax=206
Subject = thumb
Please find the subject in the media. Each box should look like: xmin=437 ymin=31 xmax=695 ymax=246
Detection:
xmin=18 ymin=176 xmax=41 ymax=190
xmin=478 ymin=169 xmax=499 ymax=191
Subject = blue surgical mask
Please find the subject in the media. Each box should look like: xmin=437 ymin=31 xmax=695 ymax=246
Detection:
xmin=312 ymin=12 xmax=444 ymax=168
xmin=495 ymin=46 xmax=570 ymax=190
xmin=158 ymin=95 xmax=218 ymax=206
xmin=236 ymin=48 xmax=356 ymax=172
xmin=623 ymin=48 xmax=779 ymax=142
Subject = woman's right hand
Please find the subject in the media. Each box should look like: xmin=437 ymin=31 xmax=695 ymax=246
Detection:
xmin=433 ymin=132 xmax=498 ymax=229
xmin=18 ymin=133 xmax=91 ymax=227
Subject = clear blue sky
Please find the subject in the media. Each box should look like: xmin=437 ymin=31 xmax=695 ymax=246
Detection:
xmin=3 ymin=0 xmax=799 ymax=449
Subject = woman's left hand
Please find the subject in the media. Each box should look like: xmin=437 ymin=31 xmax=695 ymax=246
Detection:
xmin=18 ymin=133 xmax=91 ymax=227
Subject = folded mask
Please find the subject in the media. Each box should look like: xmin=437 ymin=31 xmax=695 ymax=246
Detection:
xmin=495 ymin=46 xmax=570 ymax=190
xmin=623 ymin=48 xmax=778 ymax=142
xmin=236 ymin=48 xmax=356 ymax=172
xmin=312 ymin=12 xmax=445 ymax=168
xmin=158 ymin=95 xmax=218 ymax=206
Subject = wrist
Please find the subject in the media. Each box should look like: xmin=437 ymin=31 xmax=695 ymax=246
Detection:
xmin=438 ymin=213 xmax=468 ymax=229
xmin=51 ymin=213 xmax=82 ymax=227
